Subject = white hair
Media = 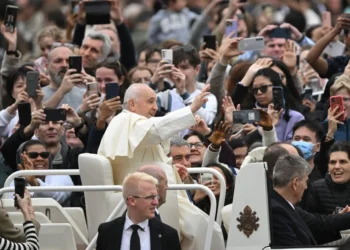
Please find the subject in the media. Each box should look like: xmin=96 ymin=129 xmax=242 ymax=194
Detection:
xmin=83 ymin=31 xmax=112 ymax=58
xmin=123 ymin=84 xmax=152 ymax=109
xmin=122 ymin=172 xmax=158 ymax=201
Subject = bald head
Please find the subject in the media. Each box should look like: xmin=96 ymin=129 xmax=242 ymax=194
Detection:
xmin=124 ymin=84 xmax=158 ymax=118
xmin=48 ymin=46 xmax=74 ymax=63
xmin=138 ymin=165 xmax=168 ymax=207
xmin=48 ymin=46 xmax=74 ymax=86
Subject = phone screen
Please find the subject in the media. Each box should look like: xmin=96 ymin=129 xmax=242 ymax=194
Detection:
xmin=203 ymin=35 xmax=216 ymax=50
xmin=4 ymin=5 xmax=18 ymax=33
xmin=14 ymin=177 xmax=26 ymax=208
xmin=268 ymin=28 xmax=291 ymax=39
xmin=44 ymin=109 xmax=67 ymax=122
xmin=105 ymin=82 xmax=119 ymax=100
xmin=273 ymin=87 xmax=285 ymax=111
xmin=85 ymin=1 xmax=111 ymax=25
xmin=69 ymin=56 xmax=82 ymax=73
xmin=26 ymin=71 xmax=39 ymax=98
xmin=18 ymin=102 xmax=32 ymax=127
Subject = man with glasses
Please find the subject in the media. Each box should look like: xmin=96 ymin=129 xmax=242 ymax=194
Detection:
xmin=43 ymin=44 xmax=86 ymax=110
xmin=96 ymin=172 xmax=181 ymax=250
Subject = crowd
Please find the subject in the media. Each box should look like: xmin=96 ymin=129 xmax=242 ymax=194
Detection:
xmin=1 ymin=0 xmax=350 ymax=249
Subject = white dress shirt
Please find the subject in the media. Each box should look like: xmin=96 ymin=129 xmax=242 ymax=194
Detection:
xmin=121 ymin=214 xmax=151 ymax=250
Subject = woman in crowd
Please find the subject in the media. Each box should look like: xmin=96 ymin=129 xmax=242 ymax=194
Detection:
xmin=128 ymin=66 xmax=153 ymax=85
xmin=0 ymin=190 xmax=40 ymax=249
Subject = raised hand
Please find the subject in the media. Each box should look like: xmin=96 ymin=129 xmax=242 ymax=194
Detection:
xmin=170 ymin=67 xmax=186 ymax=95
xmin=150 ymin=60 xmax=173 ymax=84
xmin=242 ymin=123 xmax=257 ymax=135
xmin=18 ymin=153 xmax=38 ymax=186
xmin=257 ymin=24 xmax=278 ymax=38
xmin=281 ymin=40 xmax=298 ymax=74
xmin=60 ymin=69 xmax=83 ymax=94
xmin=98 ymin=96 xmax=122 ymax=121
xmin=256 ymin=108 xmax=273 ymax=130
xmin=173 ymin=164 xmax=189 ymax=182
xmin=280 ymin=23 xmax=303 ymax=41
xmin=61 ymin=104 xmax=81 ymax=127
xmin=190 ymin=85 xmax=210 ymax=113
xmin=25 ymin=109 xmax=46 ymax=134
xmin=110 ymin=0 xmax=124 ymax=25
xmin=209 ymin=121 xmax=231 ymax=147
xmin=0 ymin=24 xmax=17 ymax=51
xmin=327 ymin=106 xmax=343 ymax=139
xmin=219 ymin=37 xmax=244 ymax=64
xmin=190 ymin=115 xmax=211 ymax=136
xmin=80 ymin=93 xmax=100 ymax=113
xmin=241 ymin=58 xmax=273 ymax=87
xmin=222 ymin=96 xmax=240 ymax=124
xmin=303 ymin=99 xmax=316 ymax=113
xmin=267 ymin=103 xmax=283 ymax=126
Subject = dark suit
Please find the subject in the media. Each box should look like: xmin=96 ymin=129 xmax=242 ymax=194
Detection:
xmin=96 ymin=214 xmax=181 ymax=250
xmin=271 ymin=190 xmax=317 ymax=247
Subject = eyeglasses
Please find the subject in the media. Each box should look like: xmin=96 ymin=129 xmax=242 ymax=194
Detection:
xmin=50 ymin=42 xmax=74 ymax=52
xmin=131 ymin=195 xmax=160 ymax=201
xmin=27 ymin=152 xmax=50 ymax=159
xmin=251 ymin=84 xmax=273 ymax=95
xmin=189 ymin=142 xmax=204 ymax=149
xmin=343 ymin=97 xmax=350 ymax=102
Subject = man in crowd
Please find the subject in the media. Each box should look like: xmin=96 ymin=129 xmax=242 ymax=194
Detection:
xmin=137 ymin=164 xmax=225 ymax=249
xmin=96 ymin=172 xmax=181 ymax=250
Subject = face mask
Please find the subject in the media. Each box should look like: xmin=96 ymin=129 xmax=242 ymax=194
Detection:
xmin=291 ymin=140 xmax=315 ymax=161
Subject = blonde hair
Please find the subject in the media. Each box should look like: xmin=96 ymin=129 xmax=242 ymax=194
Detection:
xmin=38 ymin=25 xmax=64 ymax=43
xmin=122 ymin=172 xmax=158 ymax=201
xmin=330 ymin=74 xmax=350 ymax=96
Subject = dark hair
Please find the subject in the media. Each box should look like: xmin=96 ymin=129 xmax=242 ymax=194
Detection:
xmin=96 ymin=59 xmax=130 ymax=103
xmin=3 ymin=65 xmax=33 ymax=107
xmin=284 ymin=10 xmax=306 ymax=33
xmin=183 ymin=131 xmax=209 ymax=146
xmin=329 ymin=141 xmax=350 ymax=160
xmin=245 ymin=68 xmax=300 ymax=122
xmin=271 ymin=60 xmax=302 ymax=103
xmin=228 ymin=138 xmax=247 ymax=151
xmin=47 ymin=9 xmax=66 ymax=29
xmin=160 ymin=39 xmax=184 ymax=49
xmin=23 ymin=140 xmax=47 ymax=153
xmin=204 ymin=162 xmax=234 ymax=204
xmin=145 ymin=46 xmax=161 ymax=64
xmin=173 ymin=45 xmax=201 ymax=68
xmin=263 ymin=146 xmax=289 ymax=178
xmin=227 ymin=61 xmax=252 ymax=98
xmin=305 ymin=24 xmax=322 ymax=41
xmin=292 ymin=120 xmax=325 ymax=142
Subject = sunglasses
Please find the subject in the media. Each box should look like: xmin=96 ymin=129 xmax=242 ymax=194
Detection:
xmin=251 ymin=84 xmax=273 ymax=95
xmin=27 ymin=152 xmax=50 ymax=159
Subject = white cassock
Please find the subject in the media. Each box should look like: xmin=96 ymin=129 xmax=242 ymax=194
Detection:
xmin=98 ymin=107 xmax=225 ymax=250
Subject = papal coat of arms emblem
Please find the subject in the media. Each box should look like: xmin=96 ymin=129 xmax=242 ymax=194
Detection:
xmin=237 ymin=205 xmax=260 ymax=238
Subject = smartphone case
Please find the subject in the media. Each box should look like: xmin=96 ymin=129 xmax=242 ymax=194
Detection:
xmin=85 ymin=1 xmax=111 ymax=25
xmin=330 ymin=96 xmax=346 ymax=121
xmin=203 ymin=35 xmax=216 ymax=50
xmin=238 ymin=37 xmax=265 ymax=52
xmin=105 ymin=83 xmax=119 ymax=100
xmin=26 ymin=71 xmax=39 ymax=98
xmin=44 ymin=109 xmax=67 ymax=122
xmin=4 ymin=5 xmax=18 ymax=33
xmin=161 ymin=49 xmax=173 ymax=64
xmin=225 ymin=19 xmax=238 ymax=38
xmin=272 ymin=86 xmax=285 ymax=111
xmin=18 ymin=102 xmax=32 ymax=127
xmin=69 ymin=56 xmax=82 ymax=73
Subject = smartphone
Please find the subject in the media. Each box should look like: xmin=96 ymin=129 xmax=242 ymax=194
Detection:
xmin=87 ymin=82 xmax=99 ymax=96
xmin=105 ymin=82 xmax=119 ymax=100
xmin=272 ymin=86 xmax=285 ymax=111
xmin=26 ymin=71 xmax=39 ymax=98
xmin=4 ymin=5 xmax=18 ymax=33
xmin=69 ymin=56 xmax=82 ymax=73
xmin=200 ymin=173 xmax=214 ymax=184
xmin=225 ymin=19 xmax=238 ymax=38
xmin=303 ymin=89 xmax=313 ymax=101
xmin=238 ymin=37 xmax=265 ymax=52
xmin=330 ymin=96 xmax=346 ymax=121
xmin=18 ymin=102 xmax=32 ymax=127
xmin=233 ymin=110 xmax=260 ymax=124
xmin=14 ymin=177 xmax=26 ymax=209
xmin=203 ymin=35 xmax=216 ymax=50
xmin=322 ymin=11 xmax=331 ymax=27
xmin=268 ymin=28 xmax=291 ymax=39
xmin=85 ymin=0 xmax=111 ymax=25
xmin=71 ymin=0 xmax=80 ymax=14
xmin=161 ymin=49 xmax=173 ymax=64
xmin=44 ymin=108 xmax=67 ymax=122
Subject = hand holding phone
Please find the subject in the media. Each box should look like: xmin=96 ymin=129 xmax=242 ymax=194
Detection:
xmin=14 ymin=177 xmax=26 ymax=209
xmin=161 ymin=49 xmax=173 ymax=64
xmin=200 ymin=173 xmax=214 ymax=185
xmin=322 ymin=11 xmax=331 ymax=27
xmin=105 ymin=82 xmax=119 ymax=100
xmin=4 ymin=5 xmax=18 ymax=34
xmin=268 ymin=28 xmax=291 ymax=39
xmin=330 ymin=96 xmax=346 ymax=121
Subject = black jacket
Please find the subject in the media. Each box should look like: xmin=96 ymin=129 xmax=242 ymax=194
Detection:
xmin=270 ymin=189 xmax=317 ymax=247
xmin=305 ymin=174 xmax=350 ymax=215
xmin=96 ymin=214 xmax=181 ymax=250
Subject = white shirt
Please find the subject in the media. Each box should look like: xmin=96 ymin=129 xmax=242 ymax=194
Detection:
xmin=286 ymin=199 xmax=295 ymax=210
xmin=121 ymin=214 xmax=151 ymax=250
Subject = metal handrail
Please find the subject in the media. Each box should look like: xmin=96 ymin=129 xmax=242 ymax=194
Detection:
xmin=0 ymin=184 xmax=216 ymax=250
xmin=3 ymin=170 xmax=80 ymax=188
xmin=4 ymin=168 xmax=226 ymax=225
xmin=187 ymin=168 xmax=226 ymax=225
xmin=84 ymin=184 xmax=216 ymax=250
